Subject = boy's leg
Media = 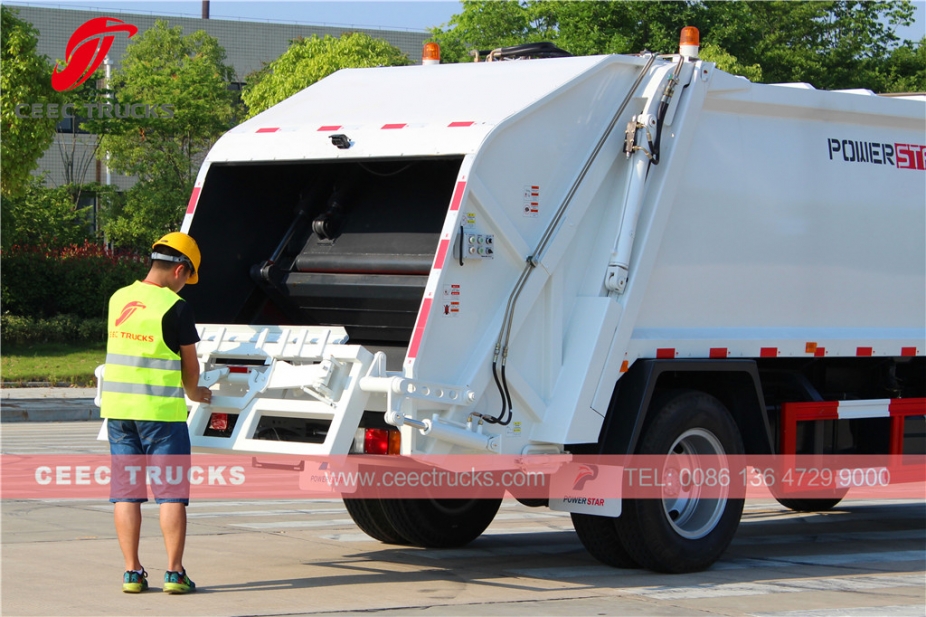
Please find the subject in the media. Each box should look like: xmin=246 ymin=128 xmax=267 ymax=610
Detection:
xmin=159 ymin=502 xmax=187 ymax=573
xmin=114 ymin=502 xmax=143 ymax=572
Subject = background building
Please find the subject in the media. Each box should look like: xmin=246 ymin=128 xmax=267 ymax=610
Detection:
xmin=12 ymin=5 xmax=430 ymax=191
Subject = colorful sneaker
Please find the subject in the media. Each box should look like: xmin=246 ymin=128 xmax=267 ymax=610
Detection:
xmin=163 ymin=569 xmax=196 ymax=594
xmin=122 ymin=569 xmax=148 ymax=593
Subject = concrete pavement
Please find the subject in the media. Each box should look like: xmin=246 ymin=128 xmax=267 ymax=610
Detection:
xmin=0 ymin=387 xmax=99 ymax=422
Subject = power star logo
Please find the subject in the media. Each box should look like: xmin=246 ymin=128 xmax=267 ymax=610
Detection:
xmin=52 ymin=17 xmax=138 ymax=92
xmin=572 ymin=464 xmax=599 ymax=491
xmin=115 ymin=301 xmax=146 ymax=327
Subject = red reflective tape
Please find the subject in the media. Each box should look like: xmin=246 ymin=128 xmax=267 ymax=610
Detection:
xmin=889 ymin=397 xmax=926 ymax=417
xmin=185 ymin=187 xmax=201 ymax=214
xmin=709 ymin=347 xmax=727 ymax=359
xmin=787 ymin=401 xmax=840 ymax=421
xmin=317 ymin=125 xmax=341 ymax=131
xmin=901 ymin=347 xmax=918 ymax=356
xmin=857 ymin=347 xmax=873 ymax=357
xmin=760 ymin=347 xmax=778 ymax=357
xmin=656 ymin=348 xmax=675 ymax=359
xmin=256 ymin=127 xmax=279 ymax=133
xmin=406 ymin=298 xmax=432 ymax=359
xmin=449 ymin=181 xmax=466 ymax=211
xmin=433 ymin=239 xmax=449 ymax=270
xmin=382 ymin=123 xmax=406 ymax=130
xmin=448 ymin=121 xmax=474 ymax=127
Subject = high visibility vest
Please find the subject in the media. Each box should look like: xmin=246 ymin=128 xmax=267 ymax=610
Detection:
xmin=100 ymin=281 xmax=188 ymax=422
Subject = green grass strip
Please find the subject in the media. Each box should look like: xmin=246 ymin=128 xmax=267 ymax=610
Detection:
xmin=1 ymin=342 xmax=106 ymax=386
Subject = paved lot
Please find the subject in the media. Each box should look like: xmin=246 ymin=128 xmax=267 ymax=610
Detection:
xmin=0 ymin=387 xmax=99 ymax=422
xmin=2 ymin=421 xmax=924 ymax=616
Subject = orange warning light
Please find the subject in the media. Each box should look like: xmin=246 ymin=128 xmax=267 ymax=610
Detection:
xmin=679 ymin=26 xmax=700 ymax=47
xmin=422 ymin=42 xmax=441 ymax=65
xmin=679 ymin=26 xmax=700 ymax=58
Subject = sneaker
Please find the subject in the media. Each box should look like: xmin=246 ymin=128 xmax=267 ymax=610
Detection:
xmin=163 ymin=569 xmax=196 ymax=594
xmin=122 ymin=569 xmax=148 ymax=593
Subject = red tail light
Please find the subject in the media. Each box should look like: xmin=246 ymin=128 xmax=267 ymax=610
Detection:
xmin=364 ymin=428 xmax=401 ymax=454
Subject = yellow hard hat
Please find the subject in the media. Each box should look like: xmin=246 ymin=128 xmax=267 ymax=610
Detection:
xmin=152 ymin=232 xmax=201 ymax=284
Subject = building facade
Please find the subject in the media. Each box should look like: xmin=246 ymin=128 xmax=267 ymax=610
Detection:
xmin=11 ymin=5 xmax=430 ymax=191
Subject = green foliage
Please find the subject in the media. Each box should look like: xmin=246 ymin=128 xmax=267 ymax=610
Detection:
xmin=0 ymin=314 xmax=106 ymax=346
xmin=99 ymin=21 xmax=236 ymax=250
xmin=699 ymin=42 xmax=763 ymax=83
xmin=430 ymin=0 xmax=920 ymax=91
xmin=0 ymin=242 xmax=147 ymax=319
xmin=0 ymin=177 xmax=103 ymax=251
xmin=877 ymin=37 xmax=926 ymax=92
xmin=0 ymin=6 xmax=61 ymax=198
xmin=242 ymin=32 xmax=412 ymax=118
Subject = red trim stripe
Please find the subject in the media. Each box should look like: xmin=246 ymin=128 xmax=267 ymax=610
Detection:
xmin=433 ymin=239 xmax=450 ymax=271
xmin=787 ymin=401 xmax=840 ymax=421
xmin=760 ymin=347 xmax=778 ymax=357
xmin=256 ymin=127 xmax=279 ymax=133
xmin=889 ymin=398 xmax=926 ymax=416
xmin=449 ymin=181 xmax=466 ymax=211
xmin=317 ymin=125 xmax=342 ymax=131
xmin=382 ymin=123 xmax=406 ymax=130
xmin=448 ymin=121 xmax=474 ymax=127
xmin=406 ymin=298 xmax=432 ymax=360
xmin=656 ymin=348 xmax=675 ymax=359
xmin=185 ymin=187 xmax=201 ymax=215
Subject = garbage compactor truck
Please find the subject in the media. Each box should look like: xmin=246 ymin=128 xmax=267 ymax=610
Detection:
xmin=103 ymin=34 xmax=926 ymax=572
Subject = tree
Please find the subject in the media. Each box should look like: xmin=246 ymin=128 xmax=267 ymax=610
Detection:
xmin=876 ymin=36 xmax=925 ymax=92
xmin=0 ymin=177 xmax=98 ymax=251
xmin=1 ymin=6 xmax=61 ymax=198
xmin=429 ymin=1 xmax=918 ymax=91
xmin=242 ymin=32 xmax=411 ymax=118
xmin=98 ymin=21 xmax=236 ymax=251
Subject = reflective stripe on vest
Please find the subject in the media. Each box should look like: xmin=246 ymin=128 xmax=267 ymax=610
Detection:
xmin=102 ymin=381 xmax=185 ymax=398
xmin=105 ymin=353 xmax=182 ymax=371
xmin=101 ymin=281 xmax=188 ymax=422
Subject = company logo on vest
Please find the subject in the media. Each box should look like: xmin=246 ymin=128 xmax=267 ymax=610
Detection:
xmin=115 ymin=301 xmax=146 ymax=327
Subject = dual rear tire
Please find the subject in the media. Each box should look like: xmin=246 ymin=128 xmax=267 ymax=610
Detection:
xmin=572 ymin=390 xmax=745 ymax=573
xmin=344 ymin=496 xmax=502 ymax=548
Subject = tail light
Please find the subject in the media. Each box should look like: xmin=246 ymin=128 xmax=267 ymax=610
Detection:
xmin=364 ymin=428 xmax=401 ymax=454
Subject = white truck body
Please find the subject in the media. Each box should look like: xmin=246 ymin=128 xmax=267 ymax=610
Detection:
xmin=103 ymin=48 xmax=926 ymax=571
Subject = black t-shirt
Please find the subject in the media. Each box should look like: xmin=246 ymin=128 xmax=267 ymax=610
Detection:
xmin=162 ymin=299 xmax=200 ymax=354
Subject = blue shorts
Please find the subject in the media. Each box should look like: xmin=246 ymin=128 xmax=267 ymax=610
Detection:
xmin=108 ymin=419 xmax=191 ymax=505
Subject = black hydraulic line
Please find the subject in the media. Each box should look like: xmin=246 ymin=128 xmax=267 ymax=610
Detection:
xmin=484 ymin=360 xmax=507 ymax=425
xmin=498 ymin=364 xmax=513 ymax=426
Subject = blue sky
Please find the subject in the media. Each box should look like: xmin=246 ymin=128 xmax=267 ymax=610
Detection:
xmin=5 ymin=0 xmax=924 ymax=40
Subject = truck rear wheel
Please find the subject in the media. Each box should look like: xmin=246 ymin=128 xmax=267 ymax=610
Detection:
xmin=571 ymin=513 xmax=639 ymax=568
xmin=343 ymin=498 xmax=410 ymax=544
xmin=773 ymin=494 xmax=847 ymax=512
xmin=381 ymin=498 xmax=502 ymax=548
xmin=617 ymin=390 xmax=745 ymax=573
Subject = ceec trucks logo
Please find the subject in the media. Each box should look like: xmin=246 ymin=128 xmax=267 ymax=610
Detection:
xmin=114 ymin=301 xmax=145 ymax=326
xmin=52 ymin=17 xmax=138 ymax=92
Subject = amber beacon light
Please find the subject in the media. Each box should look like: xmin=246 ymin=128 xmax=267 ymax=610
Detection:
xmin=679 ymin=26 xmax=700 ymax=59
xmin=422 ymin=42 xmax=441 ymax=65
